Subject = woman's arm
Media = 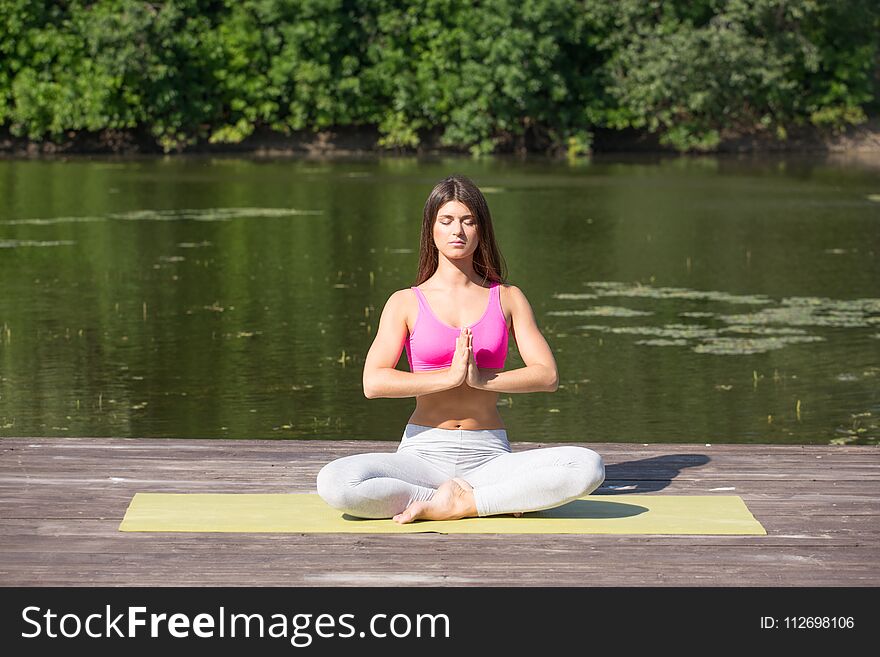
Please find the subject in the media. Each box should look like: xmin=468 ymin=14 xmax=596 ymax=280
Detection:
xmin=362 ymin=290 xmax=460 ymax=399
xmin=471 ymin=285 xmax=559 ymax=393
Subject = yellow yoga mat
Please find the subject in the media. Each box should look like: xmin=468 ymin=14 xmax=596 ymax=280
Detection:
xmin=119 ymin=493 xmax=766 ymax=535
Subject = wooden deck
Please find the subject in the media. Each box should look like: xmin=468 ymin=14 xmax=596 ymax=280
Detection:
xmin=1 ymin=437 xmax=877 ymax=586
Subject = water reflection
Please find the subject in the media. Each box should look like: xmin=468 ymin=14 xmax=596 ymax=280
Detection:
xmin=0 ymin=155 xmax=876 ymax=444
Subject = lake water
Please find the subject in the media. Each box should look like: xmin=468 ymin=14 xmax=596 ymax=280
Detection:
xmin=0 ymin=154 xmax=877 ymax=444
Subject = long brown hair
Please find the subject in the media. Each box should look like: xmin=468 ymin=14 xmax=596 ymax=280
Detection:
xmin=414 ymin=175 xmax=508 ymax=286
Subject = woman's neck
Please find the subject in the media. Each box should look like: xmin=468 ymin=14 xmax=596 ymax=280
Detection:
xmin=431 ymin=256 xmax=480 ymax=288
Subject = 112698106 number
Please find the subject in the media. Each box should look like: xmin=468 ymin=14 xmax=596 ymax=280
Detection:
xmin=784 ymin=617 xmax=854 ymax=629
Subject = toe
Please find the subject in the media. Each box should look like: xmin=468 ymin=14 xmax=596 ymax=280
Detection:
xmin=394 ymin=502 xmax=424 ymax=524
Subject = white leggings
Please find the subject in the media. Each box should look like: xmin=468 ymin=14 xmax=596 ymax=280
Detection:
xmin=316 ymin=423 xmax=605 ymax=518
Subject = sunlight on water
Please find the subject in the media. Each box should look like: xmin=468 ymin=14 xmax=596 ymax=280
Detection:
xmin=4 ymin=207 xmax=321 ymax=225
xmin=0 ymin=239 xmax=77 ymax=248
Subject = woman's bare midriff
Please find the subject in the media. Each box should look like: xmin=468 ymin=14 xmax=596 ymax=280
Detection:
xmin=407 ymin=371 xmax=505 ymax=430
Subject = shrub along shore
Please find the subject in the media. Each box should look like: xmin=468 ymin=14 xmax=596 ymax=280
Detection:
xmin=2 ymin=1 xmax=878 ymax=156
xmin=3 ymin=120 xmax=880 ymax=157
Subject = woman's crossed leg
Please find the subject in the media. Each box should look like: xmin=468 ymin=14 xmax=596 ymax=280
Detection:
xmin=316 ymin=445 xmax=604 ymax=521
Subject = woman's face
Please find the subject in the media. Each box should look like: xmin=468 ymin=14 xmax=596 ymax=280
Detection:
xmin=433 ymin=200 xmax=479 ymax=261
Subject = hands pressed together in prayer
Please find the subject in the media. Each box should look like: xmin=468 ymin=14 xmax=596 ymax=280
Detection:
xmin=448 ymin=327 xmax=485 ymax=389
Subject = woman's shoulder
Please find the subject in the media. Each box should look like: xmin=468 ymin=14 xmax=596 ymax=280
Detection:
xmin=498 ymin=281 xmax=526 ymax=302
xmin=383 ymin=287 xmax=420 ymax=318
xmin=497 ymin=282 xmax=526 ymax=317
xmin=384 ymin=287 xmax=418 ymax=308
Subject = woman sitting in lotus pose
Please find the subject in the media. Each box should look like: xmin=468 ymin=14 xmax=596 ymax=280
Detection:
xmin=317 ymin=174 xmax=604 ymax=524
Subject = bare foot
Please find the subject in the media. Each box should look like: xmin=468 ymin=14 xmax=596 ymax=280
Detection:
xmin=393 ymin=477 xmax=477 ymax=524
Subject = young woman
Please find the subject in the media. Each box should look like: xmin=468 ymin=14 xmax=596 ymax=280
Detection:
xmin=316 ymin=175 xmax=604 ymax=524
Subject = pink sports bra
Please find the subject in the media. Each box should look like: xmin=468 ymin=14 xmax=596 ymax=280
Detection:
xmin=405 ymin=282 xmax=509 ymax=372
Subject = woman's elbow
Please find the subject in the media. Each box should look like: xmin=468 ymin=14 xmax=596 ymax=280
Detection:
xmin=362 ymin=373 xmax=377 ymax=399
xmin=362 ymin=369 xmax=385 ymax=399
xmin=546 ymin=366 xmax=559 ymax=392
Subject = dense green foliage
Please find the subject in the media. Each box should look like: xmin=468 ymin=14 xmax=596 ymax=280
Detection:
xmin=1 ymin=0 xmax=877 ymax=153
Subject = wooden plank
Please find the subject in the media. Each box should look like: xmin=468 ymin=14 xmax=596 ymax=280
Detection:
xmin=0 ymin=437 xmax=877 ymax=587
xmin=0 ymin=559 xmax=875 ymax=587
